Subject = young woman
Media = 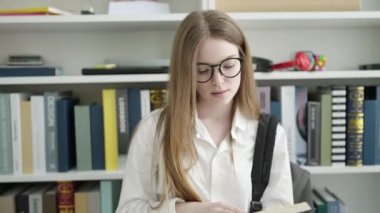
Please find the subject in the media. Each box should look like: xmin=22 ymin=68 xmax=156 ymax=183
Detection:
xmin=116 ymin=10 xmax=293 ymax=213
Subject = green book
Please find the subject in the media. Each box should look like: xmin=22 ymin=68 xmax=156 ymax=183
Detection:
xmin=101 ymin=180 xmax=122 ymax=213
xmin=0 ymin=93 xmax=13 ymax=174
xmin=320 ymin=90 xmax=332 ymax=166
xmin=74 ymin=105 xmax=92 ymax=171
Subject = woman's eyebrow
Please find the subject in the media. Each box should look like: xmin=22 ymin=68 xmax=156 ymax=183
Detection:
xmin=197 ymin=54 xmax=240 ymax=65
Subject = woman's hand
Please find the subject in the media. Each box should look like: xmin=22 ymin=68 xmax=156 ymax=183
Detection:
xmin=175 ymin=201 xmax=244 ymax=213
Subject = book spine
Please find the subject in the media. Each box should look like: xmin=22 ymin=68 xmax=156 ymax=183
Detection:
xmin=0 ymin=93 xmax=13 ymax=174
xmin=150 ymin=89 xmax=167 ymax=111
xmin=320 ymin=90 xmax=332 ymax=166
xmin=90 ymin=104 xmax=105 ymax=170
xmin=74 ymin=105 xmax=92 ymax=171
xmin=307 ymin=101 xmax=321 ymax=166
xmin=375 ymin=86 xmax=380 ymax=164
xmin=140 ymin=89 xmax=151 ymax=118
xmin=56 ymin=98 xmax=76 ymax=172
xmin=102 ymin=89 xmax=119 ymax=171
xmin=295 ymin=86 xmax=308 ymax=165
xmin=127 ymin=88 xmax=141 ymax=140
xmin=10 ymin=93 xmax=28 ymax=175
xmin=116 ymin=89 xmax=129 ymax=154
xmin=0 ymin=67 xmax=60 ymax=77
xmin=257 ymin=86 xmax=271 ymax=114
xmin=29 ymin=193 xmax=43 ymax=213
xmin=281 ymin=86 xmax=296 ymax=162
xmin=331 ymin=86 xmax=347 ymax=167
xmin=21 ymin=100 xmax=33 ymax=174
xmin=346 ymin=86 xmax=364 ymax=166
xmin=57 ymin=181 xmax=75 ymax=213
xmin=44 ymin=92 xmax=58 ymax=172
xmin=31 ymin=96 xmax=46 ymax=174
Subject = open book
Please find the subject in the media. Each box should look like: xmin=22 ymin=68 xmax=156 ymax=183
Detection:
xmin=258 ymin=202 xmax=311 ymax=213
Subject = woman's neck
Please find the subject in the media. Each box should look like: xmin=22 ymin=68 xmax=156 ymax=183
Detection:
xmin=197 ymin=101 xmax=233 ymax=123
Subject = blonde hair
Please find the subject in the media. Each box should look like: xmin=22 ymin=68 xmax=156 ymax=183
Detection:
xmin=156 ymin=10 xmax=260 ymax=203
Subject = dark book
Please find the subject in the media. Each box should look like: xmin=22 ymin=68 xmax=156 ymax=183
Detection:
xmin=307 ymin=101 xmax=321 ymax=166
xmin=43 ymin=185 xmax=57 ymax=213
xmin=128 ymin=88 xmax=141 ymax=136
xmin=57 ymin=181 xmax=75 ymax=213
xmin=346 ymin=86 xmax=364 ymax=166
xmin=81 ymin=66 xmax=168 ymax=75
xmin=56 ymin=98 xmax=77 ymax=172
xmin=116 ymin=89 xmax=130 ymax=154
xmin=0 ymin=66 xmax=61 ymax=77
xmin=90 ymin=104 xmax=105 ymax=170
xmin=359 ymin=64 xmax=380 ymax=70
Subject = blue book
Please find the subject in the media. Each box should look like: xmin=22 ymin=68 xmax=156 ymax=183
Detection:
xmin=376 ymin=86 xmax=380 ymax=164
xmin=0 ymin=66 xmax=61 ymax=77
xmin=101 ymin=180 xmax=122 ymax=213
xmin=363 ymin=100 xmax=376 ymax=165
xmin=90 ymin=104 xmax=105 ymax=170
xmin=56 ymin=98 xmax=76 ymax=172
xmin=128 ymin=88 xmax=141 ymax=136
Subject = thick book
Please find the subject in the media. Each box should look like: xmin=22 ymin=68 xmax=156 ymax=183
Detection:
xmin=116 ymin=89 xmax=130 ymax=154
xmin=0 ymin=7 xmax=72 ymax=15
xmin=257 ymin=202 xmax=311 ymax=213
xmin=57 ymin=181 xmax=75 ymax=213
xmin=74 ymin=105 xmax=93 ymax=171
xmin=102 ymin=89 xmax=119 ymax=171
xmin=0 ymin=66 xmax=62 ymax=77
xmin=44 ymin=91 xmax=72 ymax=172
xmin=90 ymin=104 xmax=105 ymax=170
xmin=100 ymin=180 xmax=122 ymax=213
xmin=214 ymin=0 xmax=360 ymax=12
xmin=307 ymin=101 xmax=321 ymax=166
xmin=346 ymin=86 xmax=364 ymax=166
xmin=56 ymin=98 xmax=77 ymax=172
xmin=0 ymin=93 xmax=13 ymax=174
xmin=31 ymin=95 xmax=47 ymax=174
xmin=82 ymin=66 xmax=168 ymax=75
xmin=10 ymin=93 xmax=29 ymax=175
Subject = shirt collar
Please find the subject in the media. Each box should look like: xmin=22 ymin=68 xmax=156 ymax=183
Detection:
xmin=230 ymin=107 xmax=248 ymax=140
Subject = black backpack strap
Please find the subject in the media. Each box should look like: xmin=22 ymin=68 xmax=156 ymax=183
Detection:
xmin=250 ymin=113 xmax=278 ymax=212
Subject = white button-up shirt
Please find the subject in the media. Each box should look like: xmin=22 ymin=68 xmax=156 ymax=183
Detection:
xmin=116 ymin=108 xmax=293 ymax=213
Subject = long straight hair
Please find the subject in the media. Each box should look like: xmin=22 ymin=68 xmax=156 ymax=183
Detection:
xmin=156 ymin=10 xmax=260 ymax=203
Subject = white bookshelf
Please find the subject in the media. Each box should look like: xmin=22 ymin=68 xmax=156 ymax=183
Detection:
xmin=1 ymin=11 xmax=380 ymax=32
xmin=1 ymin=0 xmax=380 ymax=211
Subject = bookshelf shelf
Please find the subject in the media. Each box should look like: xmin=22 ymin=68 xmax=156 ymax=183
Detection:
xmin=0 ymin=155 xmax=126 ymax=183
xmin=1 ymin=11 xmax=380 ymax=32
xmin=304 ymin=165 xmax=380 ymax=174
xmin=0 ymin=71 xmax=378 ymax=85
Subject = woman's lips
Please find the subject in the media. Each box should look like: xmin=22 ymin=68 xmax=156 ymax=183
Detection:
xmin=211 ymin=89 xmax=228 ymax=95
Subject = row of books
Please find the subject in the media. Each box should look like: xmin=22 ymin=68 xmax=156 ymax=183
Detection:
xmin=0 ymin=88 xmax=167 ymax=175
xmin=312 ymin=187 xmax=346 ymax=213
xmin=259 ymin=85 xmax=380 ymax=167
xmin=0 ymin=180 xmax=121 ymax=213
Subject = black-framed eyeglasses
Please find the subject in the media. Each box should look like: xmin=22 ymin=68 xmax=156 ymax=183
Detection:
xmin=196 ymin=58 xmax=243 ymax=83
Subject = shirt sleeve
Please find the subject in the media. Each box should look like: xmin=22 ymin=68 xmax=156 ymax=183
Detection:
xmin=116 ymin=113 xmax=184 ymax=213
xmin=261 ymin=124 xmax=294 ymax=208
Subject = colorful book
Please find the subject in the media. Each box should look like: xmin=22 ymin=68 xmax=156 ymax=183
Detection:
xmin=0 ymin=66 xmax=62 ymax=77
xmin=20 ymin=100 xmax=33 ymax=174
xmin=150 ymin=89 xmax=167 ymax=111
xmin=0 ymin=7 xmax=72 ymax=15
xmin=346 ymin=86 xmax=364 ymax=166
xmin=57 ymin=181 xmax=75 ymax=213
xmin=102 ymin=89 xmax=119 ymax=170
